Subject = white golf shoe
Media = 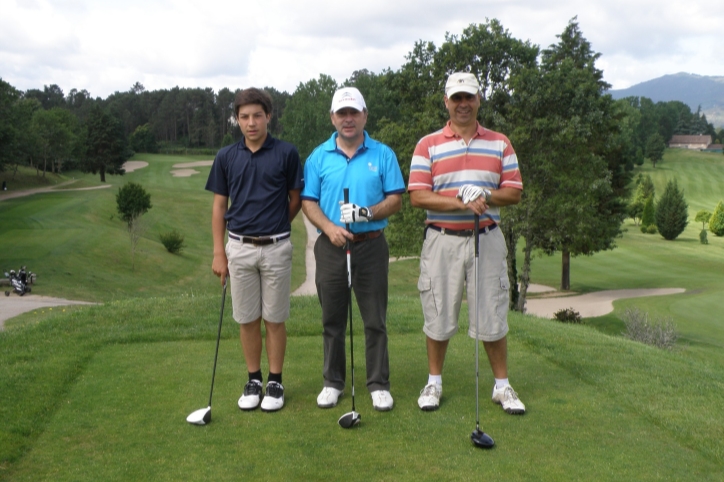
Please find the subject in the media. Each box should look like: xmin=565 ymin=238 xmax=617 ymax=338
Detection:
xmin=417 ymin=383 xmax=442 ymax=411
xmin=491 ymin=385 xmax=526 ymax=414
xmin=238 ymin=380 xmax=263 ymax=411
xmin=260 ymin=382 xmax=284 ymax=412
xmin=317 ymin=387 xmax=343 ymax=408
xmin=371 ymin=390 xmax=394 ymax=411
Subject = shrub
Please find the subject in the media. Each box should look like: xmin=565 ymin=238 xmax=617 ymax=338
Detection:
xmin=646 ymin=224 xmax=658 ymax=234
xmin=621 ymin=308 xmax=678 ymax=349
xmin=553 ymin=308 xmax=583 ymax=324
xmin=699 ymin=229 xmax=708 ymax=245
xmin=159 ymin=230 xmax=185 ymax=254
xmin=709 ymin=201 xmax=724 ymax=236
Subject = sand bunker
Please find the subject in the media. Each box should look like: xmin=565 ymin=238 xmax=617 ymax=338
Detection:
xmin=123 ymin=161 xmax=148 ymax=172
xmin=525 ymin=288 xmax=686 ymax=319
xmin=172 ymin=161 xmax=214 ymax=168
xmin=169 ymin=161 xmax=213 ymax=177
xmin=170 ymin=169 xmax=200 ymax=177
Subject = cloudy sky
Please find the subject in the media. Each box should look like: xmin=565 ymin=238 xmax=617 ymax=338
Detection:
xmin=1 ymin=0 xmax=722 ymax=98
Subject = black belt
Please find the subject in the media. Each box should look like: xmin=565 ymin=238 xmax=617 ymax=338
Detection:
xmin=229 ymin=232 xmax=290 ymax=246
xmin=427 ymin=223 xmax=497 ymax=237
xmin=350 ymin=230 xmax=382 ymax=243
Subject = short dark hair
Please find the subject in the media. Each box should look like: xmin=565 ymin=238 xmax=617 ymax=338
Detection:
xmin=234 ymin=88 xmax=273 ymax=117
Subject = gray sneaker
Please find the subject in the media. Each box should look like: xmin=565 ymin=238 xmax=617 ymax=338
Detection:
xmin=491 ymin=385 xmax=525 ymax=414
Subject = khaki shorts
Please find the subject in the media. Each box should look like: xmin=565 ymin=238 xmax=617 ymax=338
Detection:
xmin=418 ymin=227 xmax=510 ymax=342
xmin=225 ymin=237 xmax=292 ymax=324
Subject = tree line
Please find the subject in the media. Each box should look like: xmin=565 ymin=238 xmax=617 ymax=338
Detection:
xmin=2 ymin=17 xmax=722 ymax=311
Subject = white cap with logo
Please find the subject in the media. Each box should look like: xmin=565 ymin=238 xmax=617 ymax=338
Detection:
xmin=330 ymin=87 xmax=367 ymax=113
xmin=445 ymin=72 xmax=481 ymax=97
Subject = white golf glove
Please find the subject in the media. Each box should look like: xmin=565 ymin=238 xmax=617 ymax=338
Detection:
xmin=339 ymin=202 xmax=372 ymax=223
xmin=457 ymin=185 xmax=484 ymax=204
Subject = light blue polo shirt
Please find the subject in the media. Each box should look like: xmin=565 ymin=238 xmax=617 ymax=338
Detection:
xmin=301 ymin=131 xmax=405 ymax=234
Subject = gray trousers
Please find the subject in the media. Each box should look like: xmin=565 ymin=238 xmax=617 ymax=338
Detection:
xmin=314 ymin=233 xmax=390 ymax=393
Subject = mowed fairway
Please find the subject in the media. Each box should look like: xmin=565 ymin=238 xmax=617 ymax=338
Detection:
xmin=1 ymin=150 xmax=724 ymax=481
xmin=0 ymin=155 xmax=306 ymax=302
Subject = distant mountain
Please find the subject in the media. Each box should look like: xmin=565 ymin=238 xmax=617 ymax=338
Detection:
xmin=608 ymin=73 xmax=724 ymax=127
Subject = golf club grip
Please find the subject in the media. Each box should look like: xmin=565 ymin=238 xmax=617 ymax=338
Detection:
xmin=344 ymin=188 xmax=349 ymax=204
xmin=474 ymin=214 xmax=480 ymax=257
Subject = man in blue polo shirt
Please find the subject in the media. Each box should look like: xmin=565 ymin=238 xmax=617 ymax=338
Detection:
xmin=206 ymin=87 xmax=303 ymax=412
xmin=301 ymin=87 xmax=405 ymax=412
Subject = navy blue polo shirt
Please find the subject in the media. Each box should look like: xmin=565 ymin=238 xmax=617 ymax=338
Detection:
xmin=205 ymin=135 xmax=304 ymax=236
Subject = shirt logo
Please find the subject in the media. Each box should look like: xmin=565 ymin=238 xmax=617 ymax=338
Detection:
xmin=368 ymin=162 xmax=377 ymax=172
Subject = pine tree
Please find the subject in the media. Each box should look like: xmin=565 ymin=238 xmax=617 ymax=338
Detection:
xmin=655 ymin=180 xmax=688 ymax=240
xmin=641 ymin=196 xmax=655 ymax=229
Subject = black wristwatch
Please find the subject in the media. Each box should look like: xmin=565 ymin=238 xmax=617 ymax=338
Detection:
xmin=359 ymin=207 xmax=373 ymax=220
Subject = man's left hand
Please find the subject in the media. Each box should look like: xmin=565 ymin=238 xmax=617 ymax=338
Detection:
xmin=339 ymin=202 xmax=371 ymax=223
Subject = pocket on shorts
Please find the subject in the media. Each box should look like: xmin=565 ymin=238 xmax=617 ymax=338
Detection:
xmin=418 ymin=276 xmax=439 ymax=319
xmin=497 ymin=274 xmax=511 ymax=319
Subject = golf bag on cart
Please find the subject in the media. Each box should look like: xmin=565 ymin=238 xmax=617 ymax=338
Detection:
xmin=4 ymin=269 xmax=31 ymax=296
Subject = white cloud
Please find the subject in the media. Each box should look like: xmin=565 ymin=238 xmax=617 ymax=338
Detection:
xmin=1 ymin=0 xmax=722 ymax=97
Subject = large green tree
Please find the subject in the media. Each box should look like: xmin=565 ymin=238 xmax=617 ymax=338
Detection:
xmin=30 ymin=107 xmax=79 ymax=177
xmin=507 ymin=18 xmax=630 ymax=300
xmin=82 ymin=106 xmax=131 ymax=182
xmin=376 ymin=20 xmax=538 ymax=257
xmin=646 ymin=132 xmax=666 ymax=168
xmin=280 ymin=74 xmax=338 ymax=161
xmin=0 ymin=79 xmax=21 ymax=172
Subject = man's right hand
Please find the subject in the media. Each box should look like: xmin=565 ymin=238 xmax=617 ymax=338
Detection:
xmin=212 ymin=254 xmax=229 ymax=283
xmin=324 ymin=225 xmax=354 ymax=247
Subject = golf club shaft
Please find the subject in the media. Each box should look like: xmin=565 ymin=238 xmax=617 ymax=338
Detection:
xmin=208 ymin=277 xmax=228 ymax=407
xmin=344 ymin=188 xmax=356 ymax=412
xmin=474 ymin=214 xmax=480 ymax=431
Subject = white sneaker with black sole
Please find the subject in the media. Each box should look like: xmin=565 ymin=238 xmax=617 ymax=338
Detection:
xmin=418 ymin=383 xmax=442 ymax=411
xmin=491 ymin=385 xmax=526 ymax=414
xmin=238 ymin=380 xmax=263 ymax=411
xmin=317 ymin=387 xmax=343 ymax=408
xmin=260 ymin=381 xmax=284 ymax=412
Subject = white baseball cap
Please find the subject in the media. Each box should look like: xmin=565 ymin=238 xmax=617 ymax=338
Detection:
xmin=445 ymin=72 xmax=481 ymax=97
xmin=330 ymin=87 xmax=367 ymax=113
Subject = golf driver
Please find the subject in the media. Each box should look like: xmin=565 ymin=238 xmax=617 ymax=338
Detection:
xmin=338 ymin=188 xmax=361 ymax=429
xmin=186 ymin=276 xmax=228 ymax=425
xmin=470 ymin=214 xmax=495 ymax=448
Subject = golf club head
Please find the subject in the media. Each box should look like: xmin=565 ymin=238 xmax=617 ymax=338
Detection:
xmin=186 ymin=406 xmax=211 ymax=425
xmin=338 ymin=411 xmax=361 ymax=429
xmin=471 ymin=429 xmax=494 ymax=448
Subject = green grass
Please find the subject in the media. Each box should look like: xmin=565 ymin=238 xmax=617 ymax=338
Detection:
xmin=1 ymin=296 xmax=722 ymax=481
xmin=0 ymin=154 xmax=306 ymax=301
xmin=2 ymin=150 xmax=724 ymax=480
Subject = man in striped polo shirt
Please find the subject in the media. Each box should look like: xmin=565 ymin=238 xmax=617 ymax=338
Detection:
xmin=408 ymin=72 xmax=526 ymax=415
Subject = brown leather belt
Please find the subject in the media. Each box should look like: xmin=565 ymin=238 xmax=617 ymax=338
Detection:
xmin=228 ymin=232 xmax=290 ymax=246
xmin=351 ymin=230 xmax=382 ymax=243
xmin=427 ymin=223 xmax=497 ymax=237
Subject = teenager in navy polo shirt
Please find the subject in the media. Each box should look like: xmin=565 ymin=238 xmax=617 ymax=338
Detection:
xmin=301 ymin=87 xmax=405 ymax=412
xmin=206 ymin=88 xmax=303 ymax=412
